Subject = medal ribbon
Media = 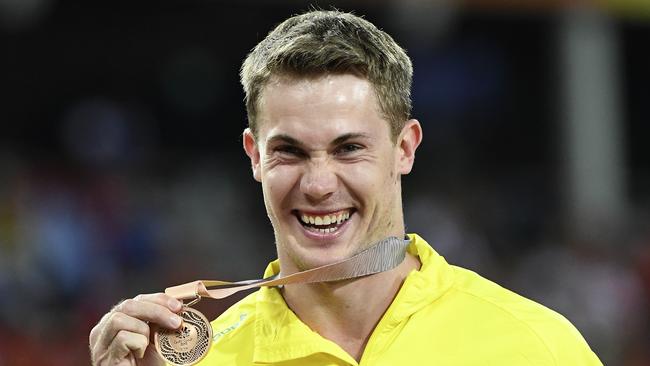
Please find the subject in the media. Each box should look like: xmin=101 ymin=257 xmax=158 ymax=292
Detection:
xmin=165 ymin=236 xmax=411 ymax=301
xmin=155 ymin=236 xmax=411 ymax=366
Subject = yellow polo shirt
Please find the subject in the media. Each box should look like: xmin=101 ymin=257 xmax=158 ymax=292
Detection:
xmin=197 ymin=234 xmax=602 ymax=365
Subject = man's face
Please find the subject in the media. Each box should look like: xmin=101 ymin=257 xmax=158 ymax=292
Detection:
xmin=243 ymin=73 xmax=421 ymax=273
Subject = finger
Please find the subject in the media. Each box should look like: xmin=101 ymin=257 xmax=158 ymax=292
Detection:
xmin=97 ymin=311 xmax=151 ymax=351
xmin=133 ymin=293 xmax=183 ymax=312
xmin=89 ymin=314 xmax=108 ymax=348
xmin=115 ymin=298 xmax=183 ymax=330
xmin=110 ymin=330 xmax=149 ymax=360
xmin=91 ymin=294 xmax=180 ymax=346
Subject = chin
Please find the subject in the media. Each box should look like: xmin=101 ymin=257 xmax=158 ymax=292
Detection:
xmin=279 ymin=237 xmax=355 ymax=272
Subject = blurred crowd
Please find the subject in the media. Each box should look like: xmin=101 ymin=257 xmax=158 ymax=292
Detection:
xmin=0 ymin=150 xmax=275 ymax=365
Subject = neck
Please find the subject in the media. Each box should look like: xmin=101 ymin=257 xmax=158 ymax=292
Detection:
xmin=281 ymin=252 xmax=420 ymax=362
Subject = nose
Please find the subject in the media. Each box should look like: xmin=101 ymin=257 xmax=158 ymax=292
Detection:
xmin=300 ymin=159 xmax=338 ymax=202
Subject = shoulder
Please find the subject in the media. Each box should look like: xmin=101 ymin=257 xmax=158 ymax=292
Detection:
xmin=446 ymin=265 xmax=602 ymax=365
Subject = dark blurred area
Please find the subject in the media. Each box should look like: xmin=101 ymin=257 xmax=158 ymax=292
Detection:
xmin=1 ymin=0 xmax=649 ymax=365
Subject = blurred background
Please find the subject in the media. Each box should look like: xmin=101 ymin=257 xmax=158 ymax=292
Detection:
xmin=1 ymin=0 xmax=648 ymax=364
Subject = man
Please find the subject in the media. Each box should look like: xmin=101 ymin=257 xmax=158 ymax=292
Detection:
xmin=89 ymin=10 xmax=602 ymax=366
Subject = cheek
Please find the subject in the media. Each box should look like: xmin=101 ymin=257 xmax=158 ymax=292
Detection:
xmin=339 ymin=163 xmax=369 ymax=185
xmin=262 ymin=166 xmax=301 ymax=208
xmin=339 ymin=163 xmax=390 ymax=197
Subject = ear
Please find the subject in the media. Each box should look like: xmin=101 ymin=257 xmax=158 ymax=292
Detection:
xmin=396 ymin=119 xmax=423 ymax=175
xmin=243 ymin=128 xmax=262 ymax=182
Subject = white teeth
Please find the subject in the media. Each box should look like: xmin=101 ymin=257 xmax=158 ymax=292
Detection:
xmin=314 ymin=227 xmax=336 ymax=233
xmin=299 ymin=211 xmax=352 ymax=229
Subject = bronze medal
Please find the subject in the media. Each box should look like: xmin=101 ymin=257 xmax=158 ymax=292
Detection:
xmin=155 ymin=307 xmax=212 ymax=366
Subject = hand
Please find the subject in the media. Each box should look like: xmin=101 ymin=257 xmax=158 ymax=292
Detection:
xmin=89 ymin=293 xmax=184 ymax=366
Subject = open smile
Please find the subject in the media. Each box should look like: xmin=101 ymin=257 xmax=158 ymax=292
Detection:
xmin=293 ymin=209 xmax=355 ymax=234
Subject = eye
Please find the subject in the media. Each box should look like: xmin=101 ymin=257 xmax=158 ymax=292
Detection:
xmin=335 ymin=143 xmax=363 ymax=155
xmin=274 ymin=145 xmax=306 ymax=157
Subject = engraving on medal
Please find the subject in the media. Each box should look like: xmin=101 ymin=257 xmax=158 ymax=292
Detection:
xmin=155 ymin=307 xmax=212 ymax=366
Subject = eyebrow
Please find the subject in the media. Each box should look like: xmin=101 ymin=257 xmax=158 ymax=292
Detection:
xmin=330 ymin=133 xmax=371 ymax=146
xmin=266 ymin=133 xmax=371 ymax=148
xmin=267 ymin=134 xmax=304 ymax=147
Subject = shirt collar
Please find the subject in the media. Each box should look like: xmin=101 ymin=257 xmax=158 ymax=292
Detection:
xmin=252 ymin=233 xmax=455 ymax=364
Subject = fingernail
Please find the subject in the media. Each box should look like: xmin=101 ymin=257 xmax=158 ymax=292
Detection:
xmin=169 ymin=315 xmax=182 ymax=328
xmin=168 ymin=299 xmax=182 ymax=311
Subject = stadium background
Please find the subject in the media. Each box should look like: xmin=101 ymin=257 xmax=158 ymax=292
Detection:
xmin=1 ymin=0 xmax=649 ymax=365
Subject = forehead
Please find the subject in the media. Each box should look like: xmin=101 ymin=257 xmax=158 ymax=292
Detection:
xmin=256 ymin=73 xmax=389 ymax=143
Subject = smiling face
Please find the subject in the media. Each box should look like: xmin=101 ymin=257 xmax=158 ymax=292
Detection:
xmin=243 ymin=73 xmax=422 ymax=273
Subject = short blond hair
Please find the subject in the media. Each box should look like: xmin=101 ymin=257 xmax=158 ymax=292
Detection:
xmin=240 ymin=10 xmax=413 ymax=140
